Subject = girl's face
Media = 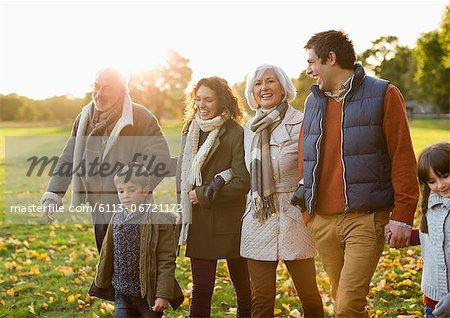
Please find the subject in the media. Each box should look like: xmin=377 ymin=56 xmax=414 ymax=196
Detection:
xmin=195 ymin=85 xmax=220 ymax=120
xmin=427 ymin=168 xmax=450 ymax=198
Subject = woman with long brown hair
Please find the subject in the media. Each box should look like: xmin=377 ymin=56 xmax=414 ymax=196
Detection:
xmin=178 ymin=77 xmax=252 ymax=317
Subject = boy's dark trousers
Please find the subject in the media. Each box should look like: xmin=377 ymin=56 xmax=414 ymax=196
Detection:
xmin=115 ymin=293 xmax=163 ymax=318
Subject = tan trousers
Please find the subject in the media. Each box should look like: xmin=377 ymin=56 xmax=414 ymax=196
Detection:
xmin=308 ymin=210 xmax=390 ymax=318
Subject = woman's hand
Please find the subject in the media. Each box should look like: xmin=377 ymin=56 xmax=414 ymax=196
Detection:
xmin=152 ymin=297 xmax=169 ymax=312
xmin=204 ymin=175 xmax=226 ymax=203
xmin=189 ymin=190 xmax=199 ymax=205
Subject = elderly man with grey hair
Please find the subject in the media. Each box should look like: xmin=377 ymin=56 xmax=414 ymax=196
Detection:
xmin=41 ymin=68 xmax=170 ymax=252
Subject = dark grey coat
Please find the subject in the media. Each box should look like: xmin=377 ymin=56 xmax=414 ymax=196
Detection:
xmin=177 ymin=120 xmax=249 ymax=259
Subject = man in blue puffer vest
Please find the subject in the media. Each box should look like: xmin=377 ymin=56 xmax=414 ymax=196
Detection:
xmin=291 ymin=30 xmax=419 ymax=317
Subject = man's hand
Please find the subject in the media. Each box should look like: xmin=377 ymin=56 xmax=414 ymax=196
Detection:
xmin=433 ymin=293 xmax=450 ymax=318
xmin=204 ymin=175 xmax=225 ymax=204
xmin=152 ymin=297 xmax=168 ymax=312
xmin=290 ymin=184 xmax=306 ymax=212
xmin=42 ymin=199 xmax=57 ymax=224
xmin=384 ymin=222 xmax=411 ymax=248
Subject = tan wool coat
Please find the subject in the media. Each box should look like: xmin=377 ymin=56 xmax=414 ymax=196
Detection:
xmin=240 ymin=106 xmax=316 ymax=261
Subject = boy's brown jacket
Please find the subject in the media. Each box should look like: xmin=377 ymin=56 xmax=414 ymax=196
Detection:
xmin=88 ymin=213 xmax=184 ymax=310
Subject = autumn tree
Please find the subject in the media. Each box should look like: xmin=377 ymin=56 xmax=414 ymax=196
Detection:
xmin=129 ymin=50 xmax=192 ymax=121
xmin=232 ymin=78 xmax=254 ymax=120
xmin=291 ymin=71 xmax=316 ymax=111
xmin=358 ymin=36 xmax=418 ymax=101
xmin=414 ymin=6 xmax=449 ymax=112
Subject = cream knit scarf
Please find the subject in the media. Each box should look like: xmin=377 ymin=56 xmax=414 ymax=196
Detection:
xmin=178 ymin=111 xmax=231 ymax=245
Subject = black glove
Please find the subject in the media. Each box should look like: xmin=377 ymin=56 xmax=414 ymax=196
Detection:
xmin=291 ymin=184 xmax=307 ymax=212
xmin=204 ymin=175 xmax=226 ymax=205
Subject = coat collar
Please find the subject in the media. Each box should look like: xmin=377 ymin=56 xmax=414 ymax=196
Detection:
xmin=429 ymin=192 xmax=450 ymax=209
xmin=270 ymin=106 xmax=303 ymax=145
xmin=310 ymin=63 xmax=366 ymax=101
xmin=76 ymin=94 xmax=134 ymax=160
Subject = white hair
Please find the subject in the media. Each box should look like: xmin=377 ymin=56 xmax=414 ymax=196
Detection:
xmin=95 ymin=67 xmax=129 ymax=92
xmin=245 ymin=64 xmax=297 ymax=110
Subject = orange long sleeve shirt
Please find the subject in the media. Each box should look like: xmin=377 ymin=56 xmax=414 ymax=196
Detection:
xmin=298 ymin=84 xmax=419 ymax=225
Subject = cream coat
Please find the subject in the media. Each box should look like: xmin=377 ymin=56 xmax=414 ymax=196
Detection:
xmin=240 ymin=106 xmax=316 ymax=261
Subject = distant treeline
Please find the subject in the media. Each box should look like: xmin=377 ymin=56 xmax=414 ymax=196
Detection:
xmin=1 ymin=7 xmax=448 ymax=122
xmin=0 ymin=93 xmax=89 ymax=122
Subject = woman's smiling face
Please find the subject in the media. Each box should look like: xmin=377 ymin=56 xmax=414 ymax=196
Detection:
xmin=195 ymin=85 xmax=219 ymax=120
xmin=253 ymin=68 xmax=284 ymax=110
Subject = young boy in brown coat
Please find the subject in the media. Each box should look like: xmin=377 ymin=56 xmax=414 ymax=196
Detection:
xmin=89 ymin=162 xmax=183 ymax=317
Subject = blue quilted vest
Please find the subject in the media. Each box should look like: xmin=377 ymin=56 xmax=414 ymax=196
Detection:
xmin=302 ymin=64 xmax=394 ymax=214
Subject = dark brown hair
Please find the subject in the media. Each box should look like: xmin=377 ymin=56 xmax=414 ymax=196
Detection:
xmin=182 ymin=77 xmax=243 ymax=133
xmin=417 ymin=142 xmax=450 ymax=233
xmin=304 ymin=30 xmax=356 ymax=70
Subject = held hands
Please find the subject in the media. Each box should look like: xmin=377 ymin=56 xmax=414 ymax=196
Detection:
xmin=384 ymin=222 xmax=411 ymax=248
xmin=290 ymin=184 xmax=306 ymax=212
xmin=204 ymin=175 xmax=225 ymax=204
xmin=433 ymin=293 xmax=450 ymax=318
xmin=151 ymin=297 xmax=169 ymax=313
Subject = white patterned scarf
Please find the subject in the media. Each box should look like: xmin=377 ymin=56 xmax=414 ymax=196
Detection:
xmin=178 ymin=111 xmax=231 ymax=245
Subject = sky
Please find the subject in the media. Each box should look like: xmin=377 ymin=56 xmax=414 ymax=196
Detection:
xmin=0 ymin=0 xmax=447 ymax=99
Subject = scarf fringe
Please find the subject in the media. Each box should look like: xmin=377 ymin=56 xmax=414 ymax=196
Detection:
xmin=251 ymin=193 xmax=275 ymax=222
xmin=178 ymin=111 xmax=230 ymax=246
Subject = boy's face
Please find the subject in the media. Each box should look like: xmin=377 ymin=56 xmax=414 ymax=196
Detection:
xmin=116 ymin=182 xmax=150 ymax=211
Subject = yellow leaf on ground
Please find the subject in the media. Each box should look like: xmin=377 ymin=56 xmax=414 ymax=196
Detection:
xmin=67 ymin=295 xmax=76 ymax=302
xmin=59 ymin=287 xmax=69 ymax=293
xmin=104 ymin=302 xmax=114 ymax=314
xmin=397 ymin=279 xmax=412 ymax=287
xmin=6 ymin=288 xmax=15 ymax=297
xmin=5 ymin=261 xmax=17 ymax=269
xmin=37 ymin=252 xmax=48 ymax=261
xmin=28 ymin=304 xmax=36 ymax=314
xmin=69 ymin=251 xmax=77 ymax=259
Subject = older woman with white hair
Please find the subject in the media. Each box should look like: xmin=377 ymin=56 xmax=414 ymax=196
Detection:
xmin=240 ymin=64 xmax=323 ymax=317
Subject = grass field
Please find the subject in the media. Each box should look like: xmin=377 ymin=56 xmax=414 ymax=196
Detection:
xmin=0 ymin=119 xmax=448 ymax=317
